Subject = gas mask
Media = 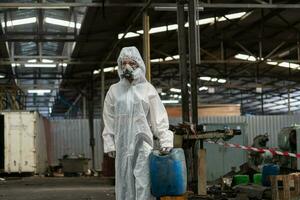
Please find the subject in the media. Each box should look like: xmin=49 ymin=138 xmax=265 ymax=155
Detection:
xmin=121 ymin=63 xmax=137 ymax=81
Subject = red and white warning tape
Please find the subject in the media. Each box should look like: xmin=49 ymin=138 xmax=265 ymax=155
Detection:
xmin=206 ymin=140 xmax=300 ymax=158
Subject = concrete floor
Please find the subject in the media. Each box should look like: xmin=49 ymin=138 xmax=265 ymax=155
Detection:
xmin=0 ymin=176 xmax=262 ymax=200
xmin=0 ymin=176 xmax=115 ymax=200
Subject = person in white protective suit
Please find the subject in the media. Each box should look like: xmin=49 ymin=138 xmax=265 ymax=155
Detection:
xmin=102 ymin=46 xmax=174 ymax=200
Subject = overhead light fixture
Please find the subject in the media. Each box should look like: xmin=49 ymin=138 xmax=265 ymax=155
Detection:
xmin=185 ymin=12 xmax=247 ymax=27
xmin=42 ymin=59 xmax=54 ymax=63
xmin=173 ymin=55 xmax=180 ymax=59
xmin=218 ymin=79 xmax=227 ymax=83
xmin=170 ymin=88 xmax=181 ymax=93
xmin=44 ymin=17 xmax=81 ymax=29
xmin=267 ymin=61 xmax=278 ymax=65
xmin=27 ymin=59 xmax=37 ymax=63
xmin=93 ymin=70 xmax=100 ymax=75
xmin=211 ymin=78 xmax=218 ymax=82
xmin=149 ymin=26 xmax=168 ymax=34
xmin=234 ymin=53 xmax=249 ymax=60
xmin=119 ymin=12 xmax=248 ymax=40
xmin=1 ymin=17 xmax=37 ymax=27
xmin=25 ymin=63 xmax=56 ymax=68
xmin=167 ymin=24 xmax=178 ymax=31
xmin=218 ymin=12 xmax=247 ymax=22
xmin=208 ymin=87 xmax=215 ymax=94
xmin=59 ymin=63 xmax=68 ymax=67
xmin=0 ymin=74 xmax=5 ymax=78
xmin=236 ymin=53 xmax=300 ymax=70
xmin=256 ymin=86 xmax=263 ymax=93
xmin=187 ymin=83 xmax=191 ymax=87
xmin=199 ymin=76 xmax=211 ymax=81
xmin=94 ymin=66 xmax=118 ymax=74
xmin=151 ymin=55 xmax=179 ymax=63
xmin=28 ymin=89 xmax=51 ymax=96
xmin=248 ymin=56 xmax=257 ymax=61
xmin=162 ymin=99 xmax=179 ymax=104
xmin=160 ymin=92 xmax=167 ymax=96
xmin=199 ymin=86 xmax=208 ymax=91
xmin=234 ymin=53 xmax=257 ymax=61
xmin=151 ymin=58 xmax=164 ymax=63
xmin=104 ymin=67 xmax=117 ymax=72
xmin=11 ymin=63 xmax=20 ymax=67
xmin=278 ymin=62 xmax=299 ymax=69
xmin=118 ymin=32 xmax=140 ymax=39
xmin=165 ymin=57 xmax=173 ymax=61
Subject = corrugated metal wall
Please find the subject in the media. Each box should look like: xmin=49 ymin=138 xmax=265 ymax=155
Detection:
xmin=50 ymin=119 xmax=103 ymax=171
xmin=170 ymin=115 xmax=300 ymax=147
xmin=170 ymin=115 xmax=300 ymax=180
xmin=49 ymin=115 xmax=300 ymax=174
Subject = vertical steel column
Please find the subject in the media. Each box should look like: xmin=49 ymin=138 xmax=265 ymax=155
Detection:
xmin=288 ymin=68 xmax=291 ymax=114
xmin=188 ymin=0 xmax=198 ymax=128
xmin=189 ymin=0 xmax=206 ymax=196
xmin=298 ymin=34 xmax=300 ymax=60
xmin=261 ymin=93 xmax=264 ymax=114
xmin=38 ymin=0 xmax=44 ymax=61
xmin=88 ymin=72 xmax=95 ymax=170
xmin=177 ymin=0 xmax=189 ymax=122
xmin=82 ymin=96 xmax=87 ymax=118
xmin=100 ymin=65 xmax=105 ymax=148
xmin=143 ymin=9 xmax=151 ymax=82
xmin=240 ymin=92 xmax=243 ymax=114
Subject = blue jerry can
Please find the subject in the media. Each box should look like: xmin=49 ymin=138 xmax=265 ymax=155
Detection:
xmin=262 ymin=164 xmax=280 ymax=186
xmin=149 ymin=148 xmax=187 ymax=197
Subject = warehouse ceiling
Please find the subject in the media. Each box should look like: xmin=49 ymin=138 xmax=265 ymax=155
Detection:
xmin=1 ymin=0 xmax=300 ymax=117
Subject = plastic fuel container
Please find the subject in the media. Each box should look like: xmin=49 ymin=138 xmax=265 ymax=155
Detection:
xmin=262 ymin=164 xmax=280 ymax=186
xmin=149 ymin=148 xmax=187 ymax=197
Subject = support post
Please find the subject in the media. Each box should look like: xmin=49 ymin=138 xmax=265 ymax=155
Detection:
xmin=82 ymin=95 xmax=87 ymax=118
xmin=188 ymin=0 xmax=198 ymax=129
xmin=198 ymin=149 xmax=207 ymax=195
xmin=261 ymin=93 xmax=264 ymax=114
xmin=143 ymin=9 xmax=151 ymax=82
xmin=88 ymin=72 xmax=95 ymax=170
xmin=177 ymin=0 xmax=189 ymax=122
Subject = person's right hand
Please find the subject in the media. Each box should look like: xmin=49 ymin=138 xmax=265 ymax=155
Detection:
xmin=108 ymin=151 xmax=116 ymax=158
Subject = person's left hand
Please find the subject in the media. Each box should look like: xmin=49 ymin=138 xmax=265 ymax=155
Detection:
xmin=160 ymin=147 xmax=172 ymax=155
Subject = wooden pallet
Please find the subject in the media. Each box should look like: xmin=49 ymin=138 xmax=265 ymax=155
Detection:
xmin=270 ymin=173 xmax=300 ymax=200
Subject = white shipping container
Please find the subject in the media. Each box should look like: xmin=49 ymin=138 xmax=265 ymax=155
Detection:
xmin=1 ymin=111 xmax=49 ymax=174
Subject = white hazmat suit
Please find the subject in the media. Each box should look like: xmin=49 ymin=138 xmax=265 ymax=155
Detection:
xmin=102 ymin=46 xmax=174 ymax=200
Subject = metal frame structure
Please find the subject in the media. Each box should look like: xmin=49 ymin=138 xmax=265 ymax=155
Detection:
xmin=0 ymin=0 xmax=299 ymax=118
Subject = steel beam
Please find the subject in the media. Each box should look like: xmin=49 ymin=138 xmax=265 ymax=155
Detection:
xmin=177 ymin=0 xmax=189 ymax=123
xmin=189 ymin=3 xmax=300 ymax=9
xmin=0 ymin=3 xmax=173 ymax=8
xmin=1 ymin=2 xmax=300 ymax=9
xmin=154 ymin=3 xmax=300 ymax=10
xmin=188 ymin=0 xmax=198 ymax=128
